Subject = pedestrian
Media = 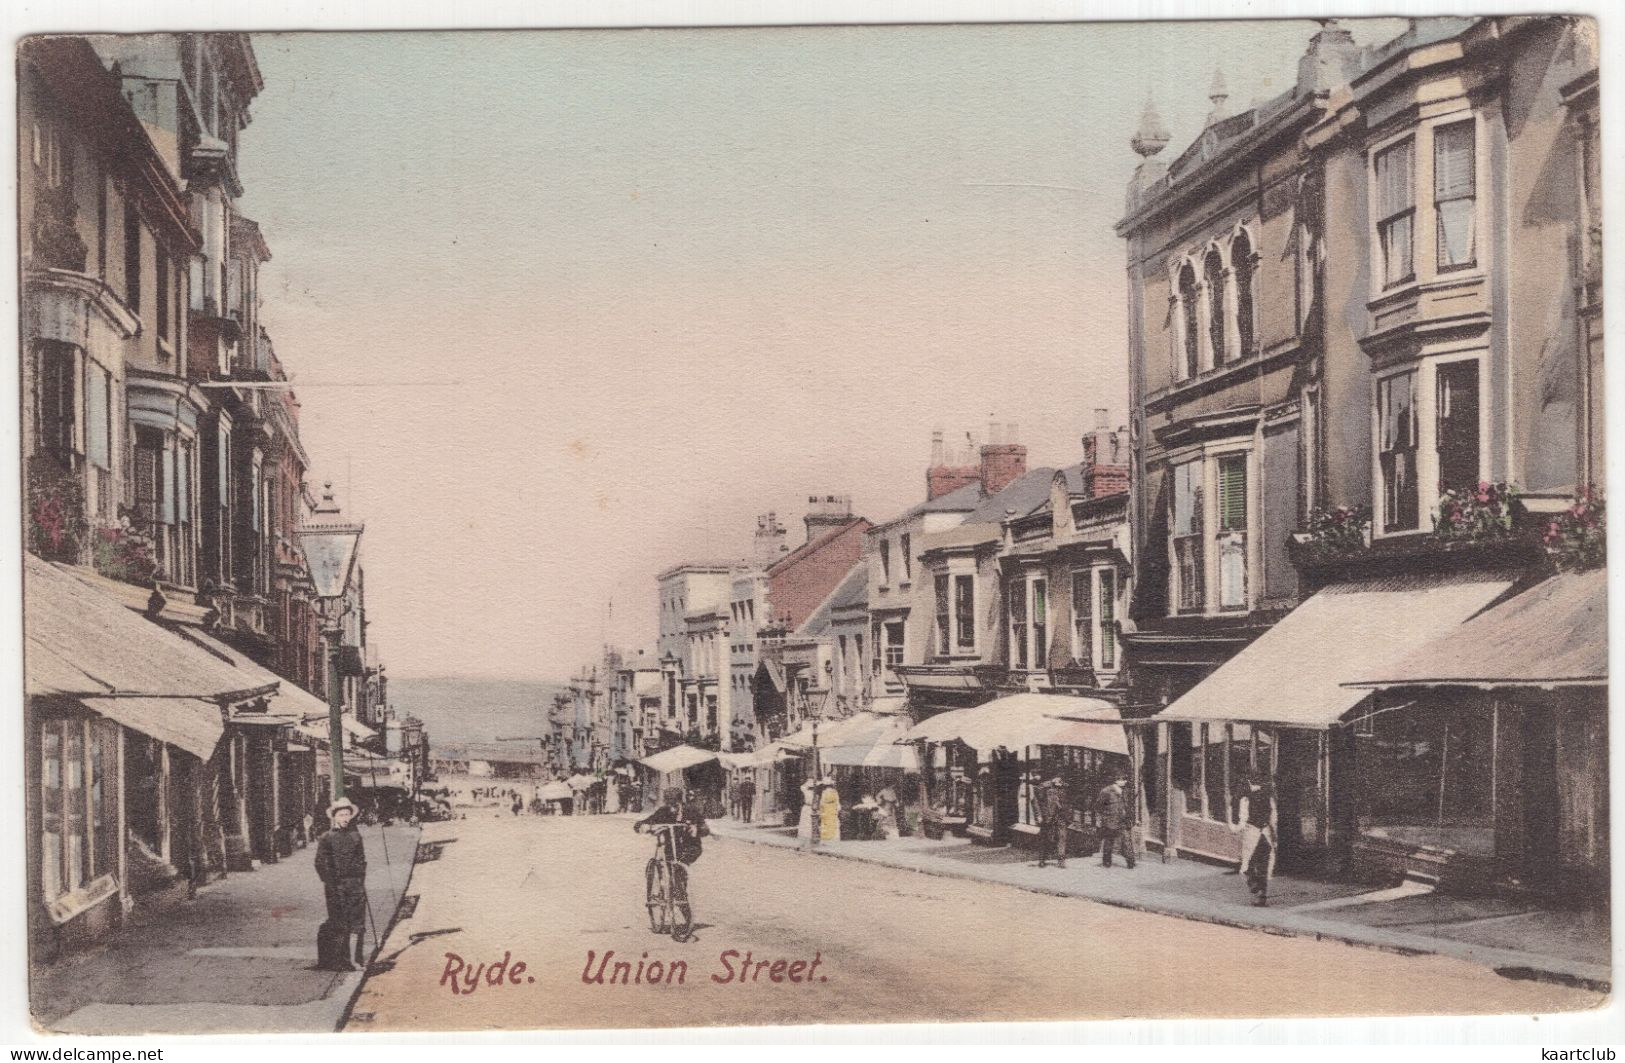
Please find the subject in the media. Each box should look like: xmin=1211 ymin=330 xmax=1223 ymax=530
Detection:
xmin=796 ymin=778 xmax=817 ymax=842
xmin=1231 ymin=773 xmax=1278 ymax=906
xmin=1093 ymin=772 xmax=1136 ymax=869
xmin=314 ymin=796 xmax=369 ymax=971
xmin=874 ymin=783 xmax=899 ymax=839
xmin=512 ymin=795 xmax=522 ymax=816
xmin=726 ymin=777 xmax=741 ymax=820
xmin=818 ymin=776 xmax=841 ymax=841
xmin=1037 ymin=775 xmax=1072 ymax=869
xmin=738 ymin=774 xmax=757 ymax=824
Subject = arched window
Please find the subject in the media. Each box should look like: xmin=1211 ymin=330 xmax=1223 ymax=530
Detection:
xmin=1205 ymin=248 xmax=1227 ymax=365
xmin=1178 ymin=262 xmax=1200 ymax=379
xmin=1232 ymin=230 xmax=1255 ymax=358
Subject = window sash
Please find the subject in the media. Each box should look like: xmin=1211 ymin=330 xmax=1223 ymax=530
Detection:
xmin=1098 ymin=570 xmax=1117 ymax=669
xmin=1175 ymin=536 xmax=1204 ymax=612
xmin=85 ymin=366 xmax=110 ymax=470
xmin=934 ymin=574 xmax=951 ymax=655
xmin=1379 ymin=372 xmax=1420 ymax=531
xmin=954 ymin=575 xmax=975 ymax=650
xmin=1436 ymin=360 xmax=1481 ymax=495
xmin=1216 ymin=455 xmax=1247 ymax=532
xmin=1071 ymin=569 xmax=1091 ymax=660
xmin=1032 ymin=578 xmax=1048 ymax=668
xmin=1172 ymin=462 xmax=1201 ymax=536
xmin=1375 ymin=139 xmax=1415 ymax=220
xmin=1008 ymin=578 xmax=1028 ymax=670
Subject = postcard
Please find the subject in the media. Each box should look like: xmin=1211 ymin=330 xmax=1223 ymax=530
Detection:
xmin=16 ymin=12 xmax=1611 ymax=1037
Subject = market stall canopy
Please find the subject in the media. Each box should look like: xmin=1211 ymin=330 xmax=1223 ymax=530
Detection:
xmin=539 ymin=781 xmax=574 ymax=801
xmin=639 ymin=744 xmax=718 ymax=774
xmin=1345 ymin=570 xmax=1606 ymax=689
xmin=1157 ymin=574 xmax=1513 ymax=727
xmin=567 ymin=773 xmax=598 ymax=789
xmin=80 ymin=696 xmax=223 ymax=759
xmin=817 ymin=713 xmax=920 ymax=769
xmin=901 ymin=693 xmax=1128 ymax=755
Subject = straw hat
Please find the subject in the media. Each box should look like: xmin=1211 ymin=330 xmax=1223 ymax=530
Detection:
xmin=328 ymin=796 xmax=358 ymax=818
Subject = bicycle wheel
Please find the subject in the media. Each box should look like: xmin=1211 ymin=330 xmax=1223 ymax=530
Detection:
xmin=668 ymin=864 xmax=692 ymax=943
xmin=645 ymin=858 xmax=667 ymax=934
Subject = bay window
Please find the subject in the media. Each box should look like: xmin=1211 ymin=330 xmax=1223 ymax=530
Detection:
xmin=1434 ymin=120 xmax=1476 ymax=270
xmin=954 ymin=574 xmax=976 ymax=652
xmin=1378 ymin=370 xmax=1420 ymax=532
xmin=1172 ymin=461 xmax=1204 ymax=613
xmin=1375 ymin=355 xmax=1484 ymax=535
xmin=1007 ymin=572 xmax=1048 ymax=672
xmin=1374 ymin=138 xmax=1415 ymax=287
xmin=934 ymin=574 xmax=950 ymax=655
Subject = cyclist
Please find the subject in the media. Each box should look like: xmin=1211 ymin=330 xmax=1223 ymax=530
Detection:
xmin=634 ymin=787 xmax=709 ymax=920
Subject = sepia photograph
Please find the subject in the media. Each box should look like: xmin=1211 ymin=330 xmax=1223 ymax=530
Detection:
xmin=13 ymin=7 xmax=1613 ymax=1038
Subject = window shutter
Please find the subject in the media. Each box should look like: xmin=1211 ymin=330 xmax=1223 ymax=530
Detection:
xmin=1218 ymin=456 xmax=1247 ymax=532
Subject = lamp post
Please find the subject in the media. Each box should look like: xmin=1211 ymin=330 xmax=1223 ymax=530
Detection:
xmin=316 ymin=595 xmax=352 ymax=801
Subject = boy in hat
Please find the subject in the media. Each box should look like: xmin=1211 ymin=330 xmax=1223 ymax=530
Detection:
xmin=314 ymin=797 xmax=369 ymax=971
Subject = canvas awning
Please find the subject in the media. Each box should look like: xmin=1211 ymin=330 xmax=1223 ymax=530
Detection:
xmin=715 ymin=751 xmax=756 ymax=770
xmin=79 ymin=696 xmax=224 ymax=760
xmin=639 ymin=744 xmax=718 ymax=774
xmin=173 ymin=626 xmax=331 ymax=719
xmin=567 ymin=773 xmax=598 ymax=789
xmin=1346 ymin=570 xmax=1606 ymax=689
xmin=817 ymin=713 xmax=920 ymax=769
xmin=900 ymin=693 xmax=1128 ymax=755
xmin=1156 ymin=574 xmax=1513 ymax=727
xmin=342 ymin=715 xmax=378 ymax=741
xmin=25 ymin=555 xmax=275 ymax=704
xmin=539 ymin=781 xmax=574 ymax=801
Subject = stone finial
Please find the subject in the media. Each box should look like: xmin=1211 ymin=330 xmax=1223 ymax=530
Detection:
xmin=1131 ymin=97 xmax=1171 ymax=158
xmin=1206 ymin=69 xmax=1229 ymax=125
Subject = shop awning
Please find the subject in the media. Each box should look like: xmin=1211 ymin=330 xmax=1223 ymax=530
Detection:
xmin=172 ymin=626 xmax=332 ymax=719
xmin=639 ymin=744 xmax=718 ymax=773
xmin=1156 ymin=574 xmax=1513 ymax=727
xmin=900 ymin=693 xmax=1128 ymax=755
xmin=817 ymin=713 xmax=920 ymax=769
xmin=342 ymin=716 xmax=379 ymax=741
xmin=25 ymin=555 xmax=275 ymax=704
xmin=539 ymin=781 xmax=574 ymax=801
xmin=567 ymin=773 xmax=598 ymax=789
xmin=80 ymin=696 xmax=224 ymax=760
xmin=715 ymin=751 xmax=756 ymax=770
xmin=1347 ymin=570 xmax=1606 ymax=689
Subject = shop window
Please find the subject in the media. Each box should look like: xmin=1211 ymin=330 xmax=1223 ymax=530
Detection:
xmin=1016 ymin=755 xmax=1042 ymax=828
xmin=1434 ymin=120 xmax=1476 ymax=271
xmin=38 ymin=718 xmax=117 ymax=904
xmin=1354 ymin=701 xmax=1494 ymax=857
xmin=1171 ymin=461 xmax=1204 ymax=613
xmin=1170 ymin=723 xmax=1195 ymax=810
xmin=1375 ymin=138 xmax=1415 ymax=287
xmin=1216 ymin=455 xmax=1248 ymax=611
xmin=1378 ymin=370 xmax=1420 ymax=532
xmin=1436 ymin=360 xmax=1481 ymax=495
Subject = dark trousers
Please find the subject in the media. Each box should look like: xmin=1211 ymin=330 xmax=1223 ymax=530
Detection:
xmin=1039 ymin=820 xmax=1068 ymax=865
xmin=740 ymin=794 xmax=754 ymax=822
xmin=1245 ymin=835 xmax=1273 ymax=900
xmin=1100 ymin=826 xmax=1136 ymax=867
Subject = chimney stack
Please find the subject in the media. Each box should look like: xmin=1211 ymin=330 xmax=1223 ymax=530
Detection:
xmin=753 ymin=511 xmax=789 ymax=567
xmin=926 ymin=429 xmax=982 ymax=501
xmin=803 ymin=494 xmax=854 ymax=544
xmin=979 ymin=423 xmax=1028 ymax=497
xmin=1082 ymin=416 xmax=1131 ymax=500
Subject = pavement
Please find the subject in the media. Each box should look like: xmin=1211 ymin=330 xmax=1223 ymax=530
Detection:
xmin=347 ymin=813 xmax=1601 ymax=1031
xmin=33 ymin=823 xmax=421 ymax=1035
xmin=706 ymin=817 xmax=1612 ymax=991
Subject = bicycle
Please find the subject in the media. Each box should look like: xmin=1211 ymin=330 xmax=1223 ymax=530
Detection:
xmin=642 ymin=823 xmax=694 ymax=942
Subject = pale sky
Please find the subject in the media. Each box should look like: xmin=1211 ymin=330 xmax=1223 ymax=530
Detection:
xmin=235 ymin=19 xmax=1408 ymax=681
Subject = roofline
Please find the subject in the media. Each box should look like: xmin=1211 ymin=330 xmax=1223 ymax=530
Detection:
xmin=767 ymin=517 xmax=873 ymax=576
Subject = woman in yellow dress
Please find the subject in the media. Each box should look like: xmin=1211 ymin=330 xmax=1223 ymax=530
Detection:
xmin=818 ymin=776 xmax=841 ymax=841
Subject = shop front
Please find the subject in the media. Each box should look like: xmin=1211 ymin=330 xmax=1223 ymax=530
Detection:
xmin=903 ymin=693 xmax=1129 ymax=847
xmin=1145 ymin=573 xmax=1516 ymax=877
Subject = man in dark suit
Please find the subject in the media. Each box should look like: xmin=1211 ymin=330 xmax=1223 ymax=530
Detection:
xmin=1093 ymin=772 xmax=1136 ymax=869
xmin=1037 ymin=776 xmax=1071 ymax=869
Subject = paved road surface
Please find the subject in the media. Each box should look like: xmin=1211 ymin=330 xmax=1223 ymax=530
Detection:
xmin=347 ymin=813 xmax=1600 ymax=1032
